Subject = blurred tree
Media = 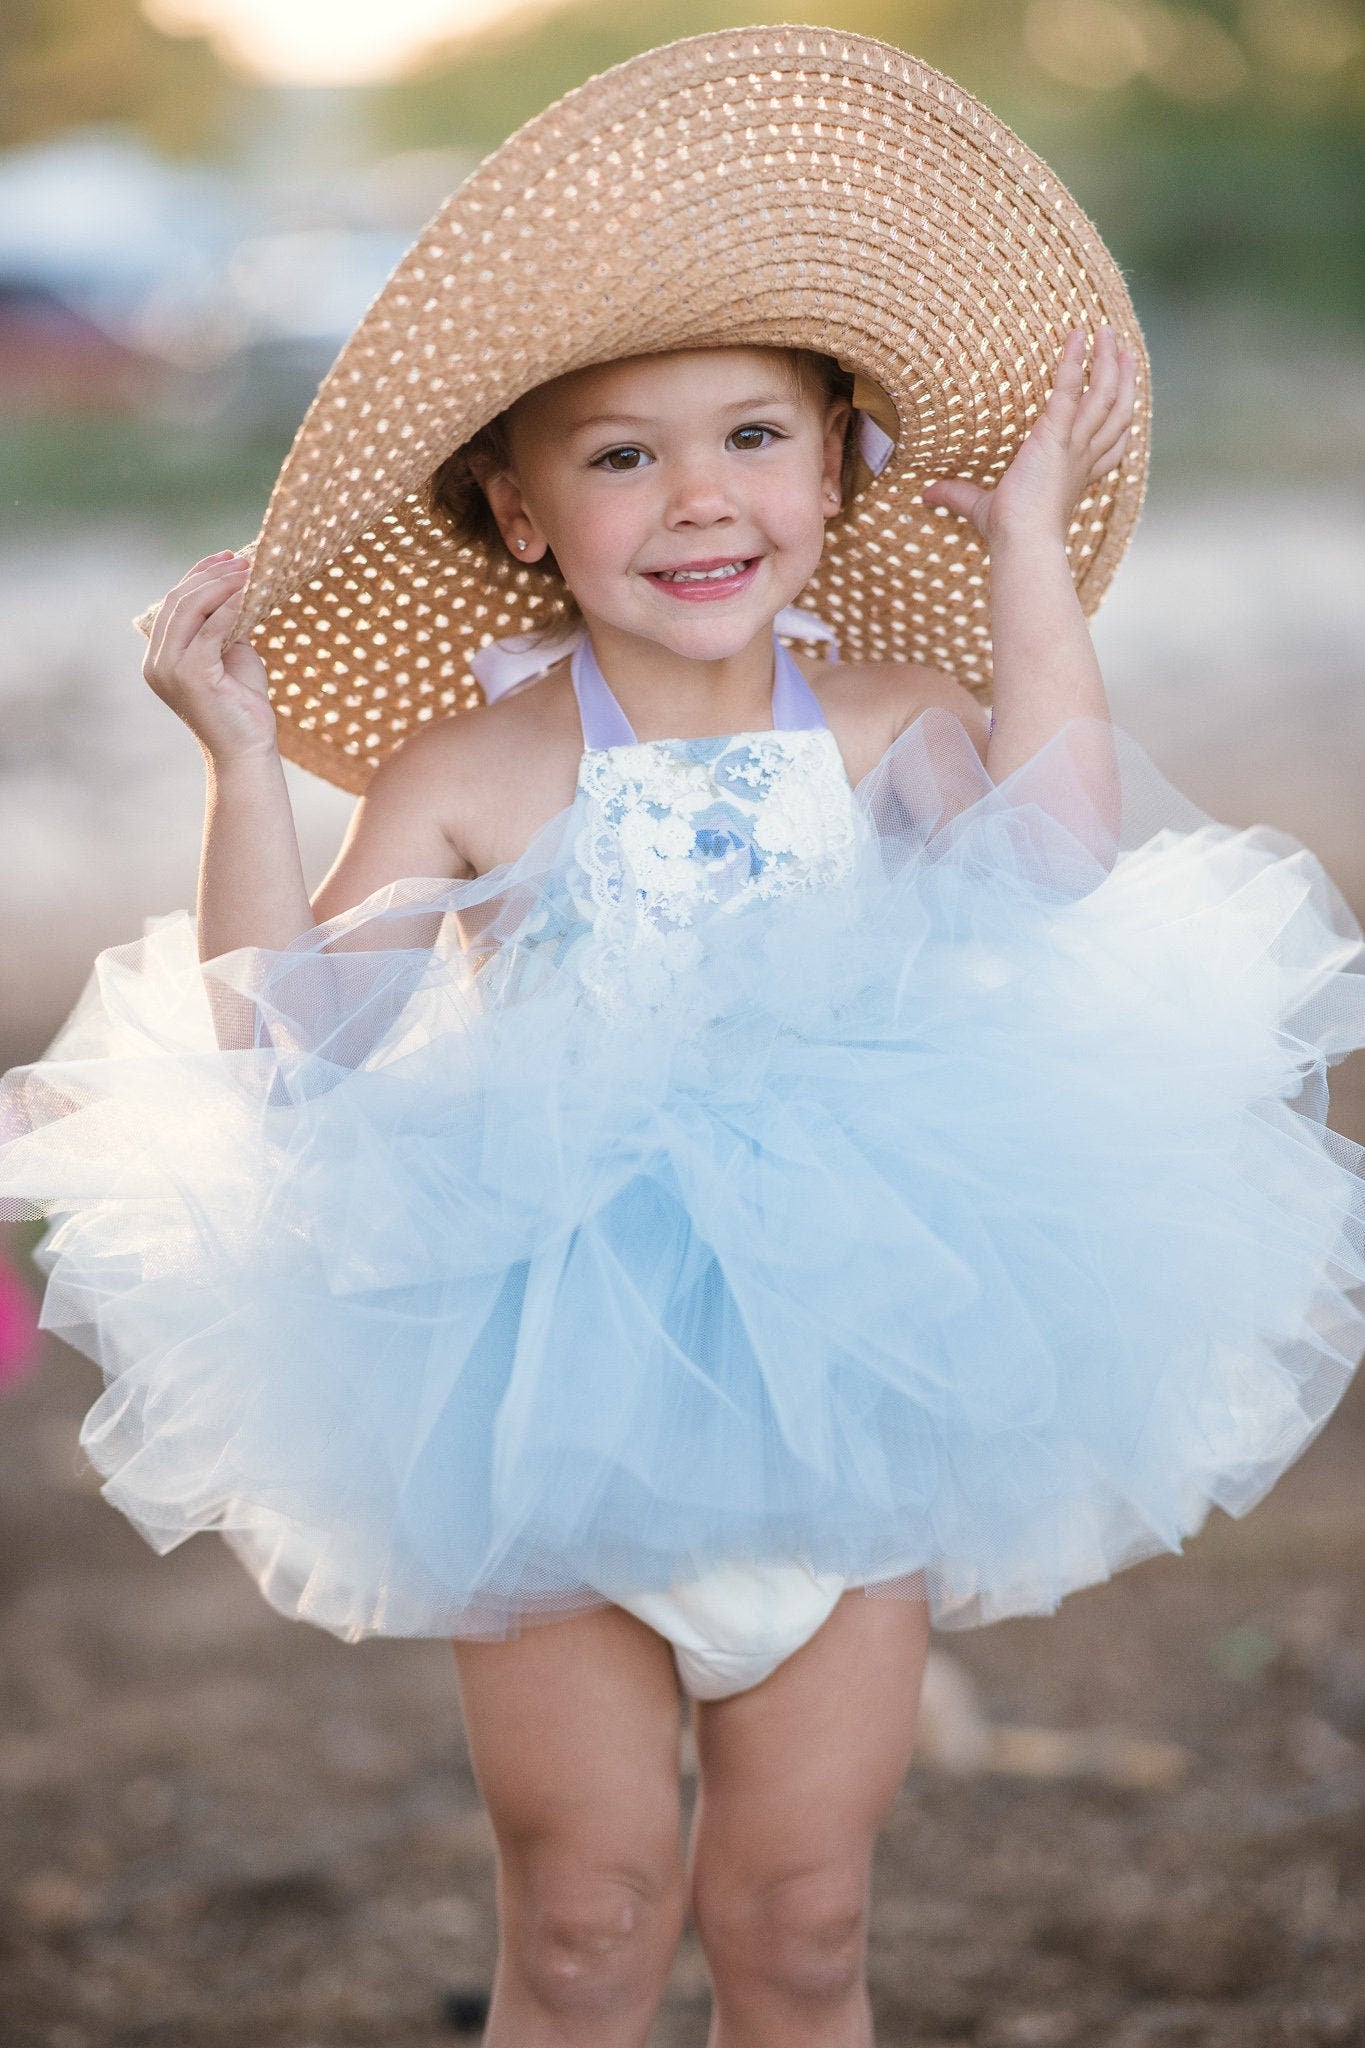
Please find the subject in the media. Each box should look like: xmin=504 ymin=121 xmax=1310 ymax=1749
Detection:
xmin=369 ymin=0 xmax=1365 ymax=317
xmin=2 ymin=0 xmax=1360 ymax=315
xmin=2 ymin=0 xmax=236 ymax=156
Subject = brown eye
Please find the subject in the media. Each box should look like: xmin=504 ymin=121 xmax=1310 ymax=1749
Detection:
xmin=595 ymin=446 xmax=646 ymax=471
xmin=731 ymin=425 xmax=781 ymax=450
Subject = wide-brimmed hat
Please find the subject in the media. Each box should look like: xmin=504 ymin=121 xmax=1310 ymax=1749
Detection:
xmin=134 ymin=22 xmax=1151 ymax=794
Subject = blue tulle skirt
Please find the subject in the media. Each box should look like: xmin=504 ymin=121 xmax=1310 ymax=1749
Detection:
xmin=3 ymin=708 xmax=1364 ymax=1641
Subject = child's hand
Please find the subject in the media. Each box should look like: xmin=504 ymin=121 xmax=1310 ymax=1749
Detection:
xmin=920 ymin=325 xmax=1137 ymax=550
xmin=142 ymin=551 xmax=278 ymax=766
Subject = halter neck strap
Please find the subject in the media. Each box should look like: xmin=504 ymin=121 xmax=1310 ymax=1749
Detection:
xmin=569 ymin=630 xmax=827 ymax=751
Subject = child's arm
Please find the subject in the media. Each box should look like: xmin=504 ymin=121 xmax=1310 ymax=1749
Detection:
xmin=922 ymin=324 xmax=1136 ymax=839
xmin=142 ymin=552 xmax=315 ymax=961
xmin=198 ymin=748 xmax=313 ymax=962
xmin=144 ymin=552 xmax=470 ymax=966
xmin=142 ymin=553 xmax=470 ymax=1063
xmin=980 ymin=525 xmax=1112 ymax=784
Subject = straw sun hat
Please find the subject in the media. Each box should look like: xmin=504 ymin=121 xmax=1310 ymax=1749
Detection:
xmin=135 ymin=22 xmax=1151 ymax=794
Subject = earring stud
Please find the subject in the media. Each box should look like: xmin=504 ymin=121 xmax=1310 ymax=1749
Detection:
xmin=515 ymin=537 xmax=528 ymax=551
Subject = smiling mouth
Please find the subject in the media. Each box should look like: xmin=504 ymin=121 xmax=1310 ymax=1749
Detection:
xmin=643 ymin=557 xmax=758 ymax=585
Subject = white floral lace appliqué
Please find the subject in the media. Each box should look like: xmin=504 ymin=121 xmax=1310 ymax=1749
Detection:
xmin=566 ymin=729 xmax=859 ymax=1017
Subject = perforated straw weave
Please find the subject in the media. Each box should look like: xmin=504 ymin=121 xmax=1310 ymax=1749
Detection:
xmin=133 ymin=23 xmax=1151 ymax=794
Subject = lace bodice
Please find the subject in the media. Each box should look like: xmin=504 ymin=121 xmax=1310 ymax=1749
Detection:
xmin=483 ymin=629 xmax=861 ymax=1020
xmin=554 ymin=633 xmax=860 ymax=1017
xmin=576 ymin=725 xmax=857 ymax=915
xmin=569 ymin=726 xmax=858 ymax=1013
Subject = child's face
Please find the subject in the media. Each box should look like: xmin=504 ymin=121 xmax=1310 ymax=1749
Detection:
xmin=483 ymin=347 xmax=850 ymax=659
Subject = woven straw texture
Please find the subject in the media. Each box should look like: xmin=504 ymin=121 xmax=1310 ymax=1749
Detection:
xmin=134 ymin=23 xmax=1151 ymax=794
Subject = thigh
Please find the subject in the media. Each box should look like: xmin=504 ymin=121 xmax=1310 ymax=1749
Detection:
xmin=689 ymin=1588 xmax=932 ymax=1872
xmin=453 ymin=1599 xmax=686 ymax=1863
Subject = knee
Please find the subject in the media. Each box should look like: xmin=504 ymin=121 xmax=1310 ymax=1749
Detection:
xmin=511 ymin=1860 xmax=685 ymax=2017
xmin=693 ymin=1864 xmax=870 ymax=2003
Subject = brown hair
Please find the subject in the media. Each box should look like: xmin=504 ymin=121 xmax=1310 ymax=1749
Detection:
xmin=421 ymin=348 xmax=858 ymax=644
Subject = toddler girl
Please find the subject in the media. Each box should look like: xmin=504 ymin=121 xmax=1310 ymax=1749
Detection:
xmin=4 ymin=27 xmax=1364 ymax=2048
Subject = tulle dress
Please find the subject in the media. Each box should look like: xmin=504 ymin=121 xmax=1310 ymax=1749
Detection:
xmin=4 ymin=616 xmax=1365 ymax=1675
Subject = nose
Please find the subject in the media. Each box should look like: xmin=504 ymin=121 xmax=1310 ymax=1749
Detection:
xmin=663 ymin=454 xmax=739 ymax=528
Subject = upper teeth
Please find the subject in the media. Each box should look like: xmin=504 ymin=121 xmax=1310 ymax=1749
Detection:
xmin=658 ymin=560 xmax=749 ymax=582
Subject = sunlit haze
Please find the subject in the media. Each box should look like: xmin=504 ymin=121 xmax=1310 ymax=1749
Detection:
xmin=142 ymin=0 xmax=535 ymax=86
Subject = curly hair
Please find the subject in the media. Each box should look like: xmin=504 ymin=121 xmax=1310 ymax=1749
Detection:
xmin=421 ymin=349 xmax=858 ymax=647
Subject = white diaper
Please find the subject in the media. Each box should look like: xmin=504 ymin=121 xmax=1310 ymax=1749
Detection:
xmin=611 ymin=1560 xmax=847 ymax=1700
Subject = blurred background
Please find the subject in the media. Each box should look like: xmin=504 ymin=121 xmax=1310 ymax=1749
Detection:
xmin=2 ymin=5 xmax=1364 ymax=2046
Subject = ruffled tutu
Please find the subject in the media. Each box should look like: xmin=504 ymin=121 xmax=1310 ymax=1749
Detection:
xmin=4 ymin=708 xmax=1365 ymax=1640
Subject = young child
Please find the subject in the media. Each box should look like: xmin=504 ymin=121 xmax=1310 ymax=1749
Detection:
xmin=4 ymin=26 xmax=1365 ymax=2047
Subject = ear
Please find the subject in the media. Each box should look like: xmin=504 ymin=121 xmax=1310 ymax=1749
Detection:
xmin=821 ymin=396 xmax=854 ymax=513
xmin=475 ymin=461 xmax=547 ymax=565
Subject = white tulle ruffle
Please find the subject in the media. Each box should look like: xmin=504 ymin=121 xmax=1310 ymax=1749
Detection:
xmin=3 ymin=709 xmax=1364 ymax=1641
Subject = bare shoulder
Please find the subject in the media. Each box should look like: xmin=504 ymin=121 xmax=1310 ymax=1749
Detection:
xmin=381 ymin=660 xmax=583 ymax=875
xmin=794 ymin=652 xmax=991 ymax=777
xmin=404 ymin=664 xmax=574 ymax=780
xmin=830 ymin=656 xmax=991 ymax=745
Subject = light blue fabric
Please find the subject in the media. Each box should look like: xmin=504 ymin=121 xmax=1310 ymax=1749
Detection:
xmin=3 ymin=648 xmax=1365 ymax=1645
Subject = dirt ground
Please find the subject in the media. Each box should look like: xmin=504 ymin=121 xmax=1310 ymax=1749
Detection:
xmin=2 ymin=1054 xmax=1364 ymax=2048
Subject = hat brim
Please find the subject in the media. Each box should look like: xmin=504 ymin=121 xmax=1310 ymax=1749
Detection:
xmin=135 ymin=23 xmax=1150 ymax=794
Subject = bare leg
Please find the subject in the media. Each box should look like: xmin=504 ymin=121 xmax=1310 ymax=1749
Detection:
xmin=687 ymin=1588 xmax=931 ymax=2048
xmin=452 ymin=1601 xmax=688 ymax=2048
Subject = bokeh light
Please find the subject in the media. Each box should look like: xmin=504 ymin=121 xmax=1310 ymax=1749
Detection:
xmin=1023 ymin=1 xmax=1250 ymax=102
xmin=143 ymin=0 xmax=538 ymax=86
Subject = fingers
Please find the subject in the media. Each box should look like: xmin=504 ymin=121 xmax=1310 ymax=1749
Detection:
xmin=920 ymin=475 xmax=985 ymax=521
xmin=926 ymin=323 xmax=1138 ymax=524
xmin=1049 ymin=325 xmax=1136 ymax=486
xmin=145 ymin=556 xmax=250 ymax=681
xmin=1049 ymin=324 xmax=1089 ymax=403
xmin=1077 ymin=327 xmax=1135 ymax=442
xmin=1053 ymin=321 xmax=1133 ymax=401
xmin=1075 ymin=325 xmax=1120 ymax=420
xmin=1089 ymin=424 xmax=1133 ymax=479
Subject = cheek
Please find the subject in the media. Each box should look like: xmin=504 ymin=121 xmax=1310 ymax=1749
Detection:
xmin=762 ymin=473 xmax=827 ymax=543
xmin=790 ymin=480 xmax=827 ymax=528
xmin=550 ymin=490 xmax=644 ymax=575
